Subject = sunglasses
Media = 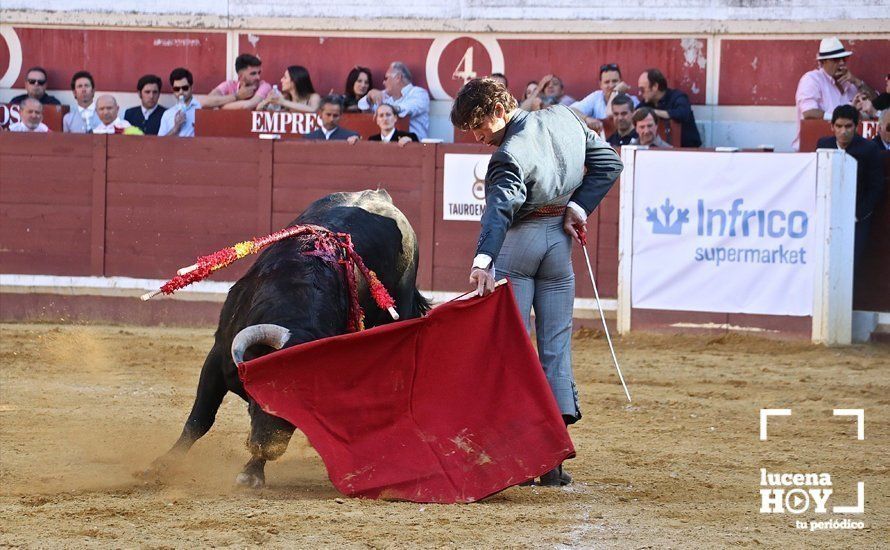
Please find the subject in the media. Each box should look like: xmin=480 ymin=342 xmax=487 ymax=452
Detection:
xmin=172 ymin=85 xmax=191 ymax=92
xmin=27 ymin=78 xmax=47 ymax=85
xmin=600 ymin=63 xmax=620 ymax=73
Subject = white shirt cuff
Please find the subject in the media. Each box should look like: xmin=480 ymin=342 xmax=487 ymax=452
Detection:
xmin=567 ymin=201 xmax=587 ymax=218
xmin=472 ymin=253 xmax=493 ymax=270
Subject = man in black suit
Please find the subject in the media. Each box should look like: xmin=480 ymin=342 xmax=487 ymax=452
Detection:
xmin=368 ymin=103 xmax=418 ymax=146
xmin=638 ymin=68 xmax=702 ymax=147
xmin=124 ymin=75 xmax=166 ymax=135
xmin=817 ymin=104 xmax=885 ymax=271
xmin=304 ymin=96 xmax=360 ymax=142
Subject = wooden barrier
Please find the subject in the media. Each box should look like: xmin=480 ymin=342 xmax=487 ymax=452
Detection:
xmin=1 ymin=102 xmax=68 ymax=132
xmin=799 ymin=119 xmax=880 ymax=152
xmin=195 ymin=110 xmax=408 ymax=140
xmin=1 ymin=132 xmax=887 ymax=326
xmin=0 ymin=133 xmax=97 ymax=275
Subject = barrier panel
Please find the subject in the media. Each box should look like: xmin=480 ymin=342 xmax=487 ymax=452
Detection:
xmin=617 ymin=146 xmax=860 ymax=343
xmin=195 ymin=110 xmax=408 ymax=140
xmin=1 ymin=132 xmax=887 ymax=338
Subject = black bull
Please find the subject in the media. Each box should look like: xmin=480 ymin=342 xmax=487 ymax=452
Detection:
xmin=145 ymin=190 xmax=430 ymax=488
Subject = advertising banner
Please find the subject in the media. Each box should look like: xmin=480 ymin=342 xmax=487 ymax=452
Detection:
xmin=443 ymin=153 xmax=491 ymax=221
xmin=631 ymin=151 xmax=818 ymax=316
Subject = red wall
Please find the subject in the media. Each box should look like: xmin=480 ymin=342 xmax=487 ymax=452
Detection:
xmin=7 ymin=28 xmax=227 ymax=94
xmin=719 ymin=39 xmax=890 ymax=106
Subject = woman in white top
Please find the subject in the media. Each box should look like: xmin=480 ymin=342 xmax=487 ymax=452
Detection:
xmin=258 ymin=65 xmax=321 ymax=113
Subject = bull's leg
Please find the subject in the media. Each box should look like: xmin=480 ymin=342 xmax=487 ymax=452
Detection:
xmin=141 ymin=344 xmax=228 ymax=478
xmin=235 ymin=400 xmax=295 ymax=488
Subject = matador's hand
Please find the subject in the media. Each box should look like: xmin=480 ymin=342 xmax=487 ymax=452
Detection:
xmin=469 ymin=267 xmax=496 ymax=296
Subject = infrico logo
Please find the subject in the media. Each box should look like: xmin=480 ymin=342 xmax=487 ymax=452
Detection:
xmin=759 ymin=409 xmax=865 ymax=531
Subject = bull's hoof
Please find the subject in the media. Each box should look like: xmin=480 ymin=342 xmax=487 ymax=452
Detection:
xmin=235 ymin=472 xmax=265 ymax=489
xmin=136 ymin=463 xmax=168 ymax=484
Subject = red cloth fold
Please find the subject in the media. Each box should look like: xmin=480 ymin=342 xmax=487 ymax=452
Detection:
xmin=238 ymin=282 xmax=575 ymax=503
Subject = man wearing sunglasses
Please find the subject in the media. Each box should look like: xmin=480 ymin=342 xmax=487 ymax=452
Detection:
xmin=159 ymin=68 xmax=201 ymax=137
xmin=10 ymin=67 xmax=61 ymax=106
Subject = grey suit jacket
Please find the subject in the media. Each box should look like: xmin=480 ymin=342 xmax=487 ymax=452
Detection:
xmin=63 ymin=109 xmax=101 ymax=133
xmin=476 ymin=105 xmax=623 ymax=259
xmin=304 ymin=126 xmax=359 ymax=141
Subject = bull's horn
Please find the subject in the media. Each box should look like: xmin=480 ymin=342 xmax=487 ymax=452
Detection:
xmin=231 ymin=324 xmax=291 ymax=365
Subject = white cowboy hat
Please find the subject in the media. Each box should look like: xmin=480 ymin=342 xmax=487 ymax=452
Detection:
xmin=817 ymin=37 xmax=853 ymax=60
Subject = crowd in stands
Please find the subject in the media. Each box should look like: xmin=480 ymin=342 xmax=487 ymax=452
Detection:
xmin=4 ymin=55 xmax=432 ymax=141
xmin=3 ymin=36 xmax=887 ymax=156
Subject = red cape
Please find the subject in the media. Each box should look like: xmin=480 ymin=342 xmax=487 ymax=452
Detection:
xmin=238 ymin=283 xmax=574 ymax=503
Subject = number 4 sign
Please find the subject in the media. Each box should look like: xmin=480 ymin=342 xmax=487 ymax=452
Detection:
xmin=426 ymin=35 xmax=505 ymax=100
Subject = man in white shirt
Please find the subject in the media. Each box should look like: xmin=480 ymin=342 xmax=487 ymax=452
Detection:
xmin=92 ymin=95 xmax=143 ymax=135
xmin=63 ymin=70 xmax=100 ymax=133
xmin=358 ymin=61 xmax=430 ymax=140
xmin=571 ymin=63 xmax=640 ymax=133
xmin=158 ymin=68 xmax=202 ymax=137
xmin=8 ymin=98 xmax=50 ymax=132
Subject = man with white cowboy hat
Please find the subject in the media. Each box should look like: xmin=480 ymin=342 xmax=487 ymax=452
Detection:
xmin=793 ymin=37 xmax=875 ymax=150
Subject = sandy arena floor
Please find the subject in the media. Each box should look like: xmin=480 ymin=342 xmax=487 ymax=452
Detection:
xmin=0 ymin=322 xmax=887 ymax=548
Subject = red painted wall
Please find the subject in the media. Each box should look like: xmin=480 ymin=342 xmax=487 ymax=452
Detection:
xmin=719 ymin=39 xmax=890 ymax=106
xmin=6 ymin=28 xmax=227 ymax=93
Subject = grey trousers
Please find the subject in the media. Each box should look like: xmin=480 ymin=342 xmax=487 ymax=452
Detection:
xmin=496 ymin=215 xmax=581 ymax=423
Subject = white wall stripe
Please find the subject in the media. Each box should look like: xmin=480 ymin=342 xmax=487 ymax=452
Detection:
xmin=0 ymin=274 xmax=619 ymax=313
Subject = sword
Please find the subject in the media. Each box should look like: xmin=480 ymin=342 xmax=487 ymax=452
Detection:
xmin=574 ymin=224 xmax=632 ymax=402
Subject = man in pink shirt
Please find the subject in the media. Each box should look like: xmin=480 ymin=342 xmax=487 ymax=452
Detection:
xmin=203 ymin=54 xmax=272 ymax=110
xmin=794 ymin=37 xmax=873 ymax=150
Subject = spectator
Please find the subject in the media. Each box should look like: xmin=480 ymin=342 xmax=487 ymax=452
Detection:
xmin=630 ymin=107 xmax=672 ymax=148
xmin=489 ymin=73 xmax=508 ymax=90
xmin=794 ymin=37 xmax=875 ymax=149
xmin=158 ymin=68 xmax=201 ymax=137
xmin=520 ymin=74 xmax=574 ymax=111
xmin=571 ymin=63 xmax=640 ymax=132
xmin=874 ymin=108 xmax=890 ymax=151
xmin=606 ymin=94 xmax=638 ymax=147
xmin=124 ymin=74 xmax=166 ymax=135
xmin=204 ymin=54 xmax=271 ymax=110
xmin=8 ymin=98 xmax=49 ymax=132
xmin=258 ymin=65 xmax=321 ymax=113
xmin=369 ymin=104 xmax=418 ymax=146
xmin=859 ymin=73 xmax=890 ymax=118
xmin=638 ymin=68 xmax=702 ymax=147
xmin=817 ymin=105 xmax=884 ymax=271
xmin=343 ymin=66 xmax=373 ymax=112
xmin=63 ymin=71 xmax=100 ymax=133
xmin=522 ymin=80 xmax=538 ymax=103
xmin=304 ymin=95 xmax=360 ymax=143
xmin=10 ymin=67 xmax=61 ymax=106
xmin=93 ymin=95 xmax=143 ymax=135
xmin=358 ymin=61 xmax=430 ymax=139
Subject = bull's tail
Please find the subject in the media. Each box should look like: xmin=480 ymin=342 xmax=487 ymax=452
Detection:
xmin=413 ymin=288 xmax=432 ymax=318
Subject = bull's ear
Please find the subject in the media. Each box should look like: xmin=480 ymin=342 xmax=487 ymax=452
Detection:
xmin=231 ymin=324 xmax=291 ymax=365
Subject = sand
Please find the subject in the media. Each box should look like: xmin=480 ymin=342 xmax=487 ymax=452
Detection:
xmin=1 ymin=323 xmax=887 ymax=548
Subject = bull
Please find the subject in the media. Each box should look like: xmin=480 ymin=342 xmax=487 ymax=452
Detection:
xmin=146 ymin=190 xmax=430 ymax=488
